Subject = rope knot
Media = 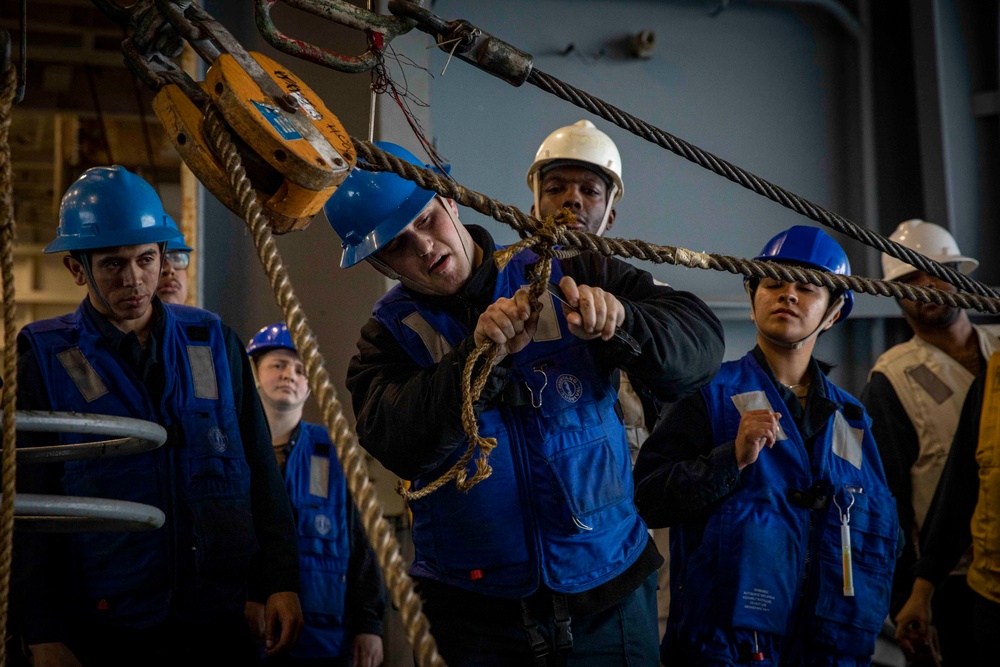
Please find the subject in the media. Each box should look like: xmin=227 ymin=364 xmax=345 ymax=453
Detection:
xmin=494 ymin=208 xmax=573 ymax=271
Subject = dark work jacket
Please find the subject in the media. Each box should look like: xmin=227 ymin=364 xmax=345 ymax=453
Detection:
xmin=374 ymin=248 xmax=648 ymax=597
xmin=635 ymin=349 xmax=899 ymax=666
xmin=12 ymin=298 xmax=298 ymax=643
xmin=348 ymin=225 xmax=725 ymax=612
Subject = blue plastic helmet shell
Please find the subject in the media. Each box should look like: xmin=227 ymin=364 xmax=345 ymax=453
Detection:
xmin=164 ymin=215 xmax=194 ymax=252
xmin=751 ymin=225 xmax=853 ymax=321
xmin=45 ymin=166 xmax=182 ymax=253
xmin=246 ymin=322 xmax=296 ymax=358
xmin=323 ymin=142 xmax=450 ymax=268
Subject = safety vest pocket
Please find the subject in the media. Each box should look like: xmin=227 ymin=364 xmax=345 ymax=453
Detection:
xmin=516 ymin=345 xmax=609 ymax=440
xmin=62 ymin=459 xmax=168 ymax=598
xmin=181 ymin=408 xmax=251 ymax=491
xmin=810 ymin=491 xmax=897 ymax=655
xmin=542 ymin=438 xmax=628 ymax=534
xmin=298 ymin=552 xmax=347 ymax=619
xmin=296 ymin=505 xmax=349 ymax=559
xmin=723 ymin=504 xmax=801 ymax=635
xmin=72 ymin=529 xmax=167 ymax=600
xmin=414 ymin=443 xmax=530 ymax=574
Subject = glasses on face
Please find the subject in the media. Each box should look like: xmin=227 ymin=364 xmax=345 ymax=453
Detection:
xmin=164 ymin=250 xmax=191 ymax=270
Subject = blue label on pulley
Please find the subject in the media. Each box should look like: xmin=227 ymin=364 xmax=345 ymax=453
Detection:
xmin=252 ymin=100 xmax=302 ymax=140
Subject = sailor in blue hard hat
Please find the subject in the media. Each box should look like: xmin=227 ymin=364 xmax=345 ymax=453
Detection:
xmin=49 ymin=165 xmax=181 ymax=327
xmin=322 ymin=142 xmax=482 ymax=298
xmin=745 ymin=224 xmax=853 ymax=350
xmin=245 ymin=322 xmax=387 ymax=665
xmin=245 ymin=322 xmax=304 ymax=415
xmin=13 ymin=166 xmax=304 ymax=661
xmin=156 ymin=214 xmax=193 ymax=305
xmin=323 ymin=142 xmax=727 ymax=665
xmin=635 ymin=225 xmax=897 ymax=666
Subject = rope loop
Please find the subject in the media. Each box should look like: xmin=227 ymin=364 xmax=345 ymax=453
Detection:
xmin=401 ymin=209 xmax=584 ymax=501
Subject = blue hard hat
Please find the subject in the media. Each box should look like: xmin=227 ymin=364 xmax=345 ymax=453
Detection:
xmin=246 ymin=322 xmax=296 ymax=358
xmin=323 ymin=142 xmax=450 ymax=268
xmin=164 ymin=215 xmax=193 ymax=252
xmin=46 ymin=166 xmax=182 ymax=254
xmin=751 ymin=225 xmax=854 ymax=321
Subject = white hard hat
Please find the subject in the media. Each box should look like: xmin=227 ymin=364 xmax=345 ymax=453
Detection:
xmin=526 ymin=120 xmax=624 ymax=203
xmin=881 ymin=219 xmax=979 ymax=281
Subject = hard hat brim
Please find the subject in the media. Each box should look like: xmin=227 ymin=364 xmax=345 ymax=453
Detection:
xmin=526 ymin=158 xmax=624 ymax=204
xmin=246 ymin=342 xmax=297 ymax=357
xmin=883 ymin=256 xmax=979 ymax=282
xmin=44 ymin=226 xmax=184 ymax=254
xmin=166 ymin=239 xmax=195 ymax=252
xmin=339 ymin=164 xmax=452 ymax=268
xmin=750 ymin=257 xmax=854 ymax=323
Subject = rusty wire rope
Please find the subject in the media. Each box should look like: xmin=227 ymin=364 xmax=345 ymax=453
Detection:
xmin=0 ymin=61 xmax=19 ymax=667
xmin=199 ymin=105 xmax=444 ymax=667
xmin=371 ymin=0 xmax=997 ymax=301
xmin=351 ymin=139 xmax=1000 ymax=315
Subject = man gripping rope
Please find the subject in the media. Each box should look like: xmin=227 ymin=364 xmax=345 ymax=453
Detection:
xmin=324 ymin=142 xmax=724 ymax=666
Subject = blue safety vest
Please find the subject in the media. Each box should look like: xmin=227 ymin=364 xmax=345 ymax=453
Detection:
xmin=22 ymin=301 xmax=256 ymax=628
xmin=284 ymin=421 xmax=351 ymax=658
xmin=373 ymin=249 xmax=648 ymax=598
xmin=667 ymin=352 xmax=898 ymax=664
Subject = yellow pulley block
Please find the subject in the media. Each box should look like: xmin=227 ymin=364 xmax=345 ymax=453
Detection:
xmin=153 ymin=51 xmax=354 ymax=233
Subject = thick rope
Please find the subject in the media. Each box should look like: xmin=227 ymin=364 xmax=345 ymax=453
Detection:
xmin=524 ymin=68 xmax=999 ymax=301
xmin=0 ymin=62 xmax=19 ymax=667
xmin=351 ymin=140 xmax=1000 ymax=315
xmin=200 ymin=107 xmax=443 ymax=667
xmin=398 ymin=339 xmax=499 ymax=501
xmin=399 ymin=211 xmax=570 ymax=501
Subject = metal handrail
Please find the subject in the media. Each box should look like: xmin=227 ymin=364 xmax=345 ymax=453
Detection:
xmin=4 ymin=411 xmax=168 ymax=532
xmin=4 ymin=410 xmax=167 ymax=464
xmin=12 ymin=494 xmax=166 ymax=533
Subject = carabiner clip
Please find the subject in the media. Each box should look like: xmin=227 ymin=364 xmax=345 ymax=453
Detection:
xmin=832 ymin=485 xmax=861 ymax=597
xmin=526 ymin=365 xmax=549 ymax=409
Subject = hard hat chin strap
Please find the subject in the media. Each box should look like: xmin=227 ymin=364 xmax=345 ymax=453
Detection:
xmin=532 ymin=172 xmax=542 ymax=224
xmin=532 ymin=173 xmax=618 ymax=237
xmin=593 ymin=184 xmax=619 ymax=237
xmin=747 ymin=282 xmax=845 ymax=351
xmin=79 ymin=252 xmax=116 ymax=315
xmin=365 ymin=197 xmax=467 ymax=299
xmin=79 ymin=241 xmax=168 ymax=316
xmin=366 ymin=254 xmax=402 ymax=282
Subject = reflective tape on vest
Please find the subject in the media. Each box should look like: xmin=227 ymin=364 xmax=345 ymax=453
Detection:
xmin=57 ymin=347 xmax=109 ymax=402
xmin=186 ymin=346 xmax=219 ymax=400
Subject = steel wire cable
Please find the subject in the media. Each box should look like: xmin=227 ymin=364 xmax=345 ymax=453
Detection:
xmin=351 ymin=139 xmax=1000 ymax=315
xmin=524 ymin=68 xmax=998 ymax=300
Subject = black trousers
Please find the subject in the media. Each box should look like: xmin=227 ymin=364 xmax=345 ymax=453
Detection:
xmin=57 ymin=611 xmax=261 ymax=667
xmin=972 ymin=588 xmax=1000 ymax=667
xmin=416 ymin=572 xmax=660 ymax=667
